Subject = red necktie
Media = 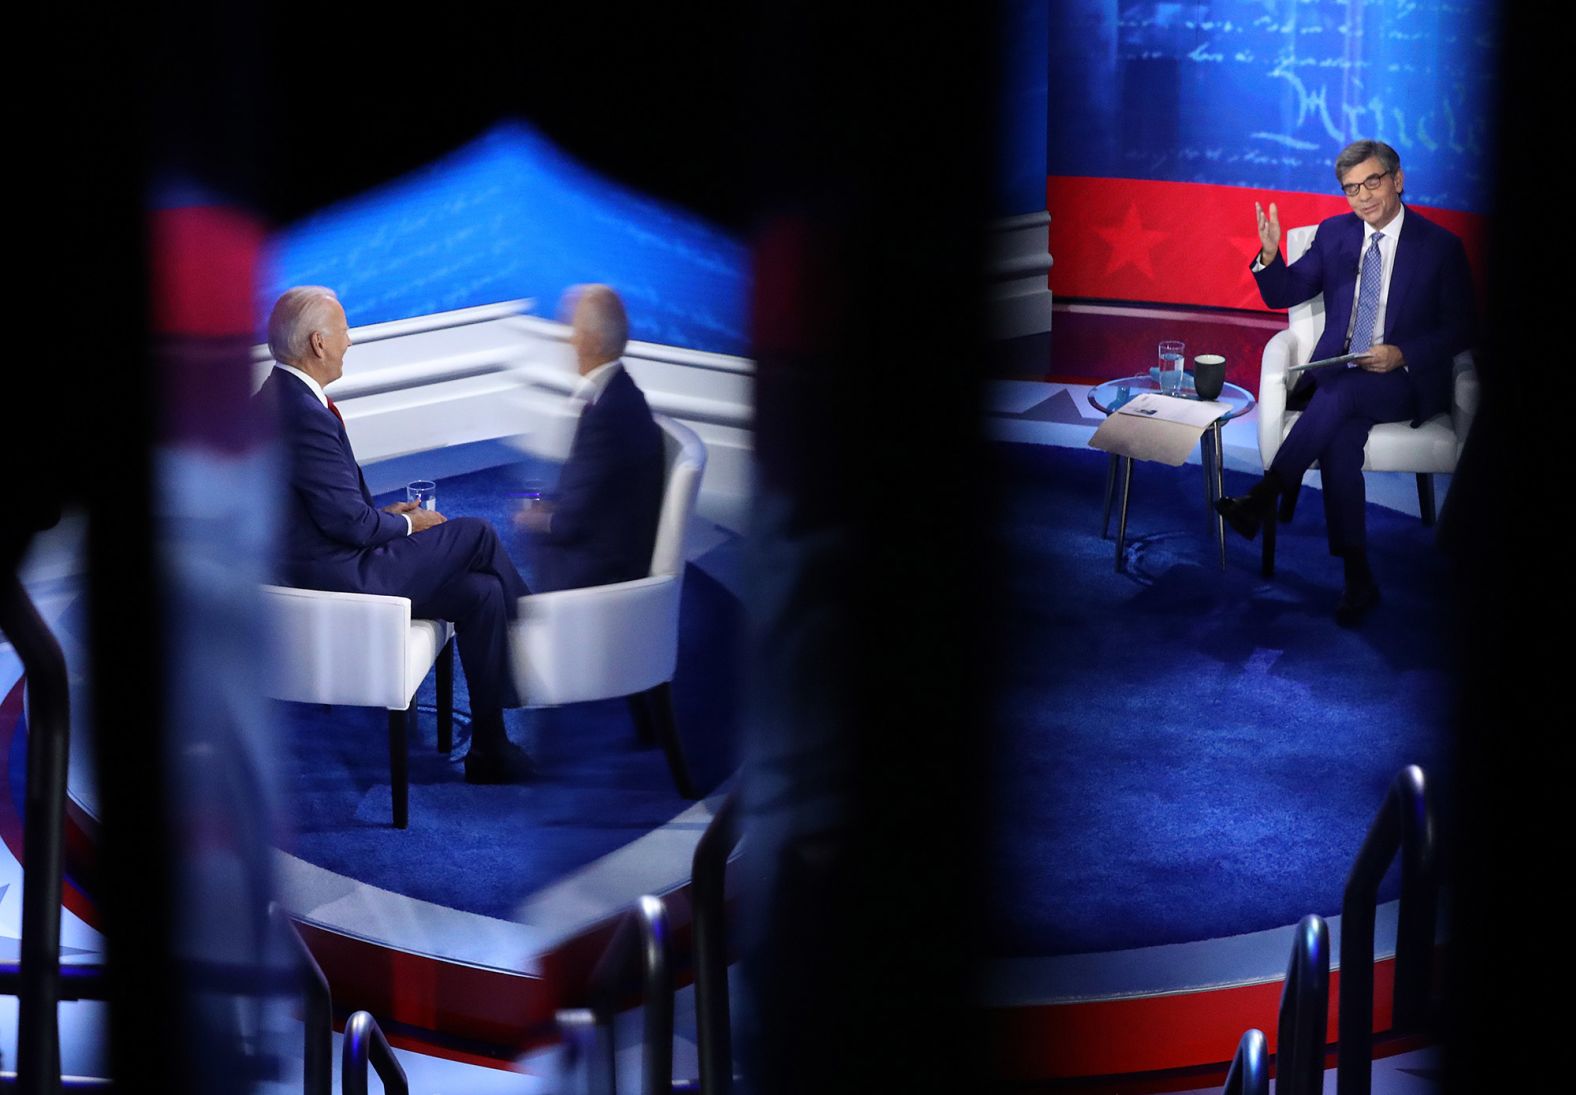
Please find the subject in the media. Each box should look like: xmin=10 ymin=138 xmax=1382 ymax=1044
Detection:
xmin=326 ymin=398 xmax=344 ymax=426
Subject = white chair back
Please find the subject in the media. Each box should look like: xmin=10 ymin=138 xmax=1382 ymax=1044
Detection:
xmin=650 ymin=415 xmax=707 ymax=578
xmin=1284 ymin=225 xmax=1325 ymax=368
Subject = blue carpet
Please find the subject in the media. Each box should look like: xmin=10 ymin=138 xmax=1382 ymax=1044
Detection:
xmin=984 ymin=442 xmax=1457 ymax=956
xmin=278 ymin=460 xmax=741 ymax=920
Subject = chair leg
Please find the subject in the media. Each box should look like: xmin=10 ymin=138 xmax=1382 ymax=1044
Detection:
xmin=1101 ymin=453 xmax=1117 ymax=539
xmin=1416 ymin=473 xmax=1436 ymax=526
xmin=626 ymin=692 xmax=658 ymax=746
xmin=1278 ymin=480 xmax=1301 ymax=522
xmin=1261 ymin=513 xmax=1276 ymax=578
xmin=634 ymin=684 xmax=698 ymax=800
xmin=436 ymin=636 xmax=454 ymax=755
xmin=388 ymin=706 xmax=410 ymax=829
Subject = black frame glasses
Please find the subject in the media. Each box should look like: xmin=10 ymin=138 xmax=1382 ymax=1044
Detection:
xmin=1341 ymin=170 xmax=1393 ymax=197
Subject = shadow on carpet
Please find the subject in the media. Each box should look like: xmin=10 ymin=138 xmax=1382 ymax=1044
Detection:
xmin=985 ymin=442 xmax=1458 ymax=957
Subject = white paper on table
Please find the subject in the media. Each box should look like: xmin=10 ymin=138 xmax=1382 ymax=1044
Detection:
xmin=1115 ymin=392 xmax=1231 ymax=428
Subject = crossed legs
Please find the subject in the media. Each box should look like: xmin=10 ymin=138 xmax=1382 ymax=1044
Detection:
xmin=1218 ymin=367 xmax=1416 ymax=623
xmin=1268 ymin=368 xmax=1416 ymax=558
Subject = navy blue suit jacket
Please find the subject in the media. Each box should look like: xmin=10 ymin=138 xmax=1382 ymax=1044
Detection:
xmin=532 ymin=364 xmax=665 ymax=593
xmin=1253 ymin=207 xmax=1474 ymax=425
xmin=259 ymin=368 xmax=410 ymax=591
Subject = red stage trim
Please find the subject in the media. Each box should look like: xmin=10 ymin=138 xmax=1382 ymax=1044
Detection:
xmin=987 ymin=958 xmax=1393 ymax=1082
xmin=1047 ymin=176 xmax=1487 ymax=313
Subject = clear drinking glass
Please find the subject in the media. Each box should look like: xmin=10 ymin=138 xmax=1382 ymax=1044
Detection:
xmin=1158 ymin=340 xmax=1186 ymax=396
xmin=406 ymin=480 xmax=437 ymax=510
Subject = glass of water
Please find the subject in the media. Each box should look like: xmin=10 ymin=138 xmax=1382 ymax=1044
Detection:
xmin=406 ymin=480 xmax=437 ymax=510
xmin=1158 ymin=340 xmax=1186 ymax=396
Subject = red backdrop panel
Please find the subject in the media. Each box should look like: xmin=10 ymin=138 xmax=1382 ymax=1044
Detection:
xmin=1047 ymin=176 xmax=1487 ymax=313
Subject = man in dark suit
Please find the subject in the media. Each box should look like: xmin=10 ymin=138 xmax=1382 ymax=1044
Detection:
xmin=516 ymin=285 xmax=665 ymax=592
xmin=260 ymin=286 xmax=534 ymax=783
xmin=1217 ymin=140 xmax=1475 ymax=625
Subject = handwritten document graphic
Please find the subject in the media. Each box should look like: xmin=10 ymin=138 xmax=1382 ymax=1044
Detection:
xmin=1048 ymin=0 xmax=1499 ymax=212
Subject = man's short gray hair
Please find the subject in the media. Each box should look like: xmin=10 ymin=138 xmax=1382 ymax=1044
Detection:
xmin=567 ymin=284 xmax=629 ymax=361
xmin=267 ymin=286 xmax=341 ymax=366
xmin=1335 ymin=139 xmax=1401 ymax=183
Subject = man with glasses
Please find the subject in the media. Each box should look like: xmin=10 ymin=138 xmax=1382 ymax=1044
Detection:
xmin=1216 ymin=139 xmax=1474 ymax=625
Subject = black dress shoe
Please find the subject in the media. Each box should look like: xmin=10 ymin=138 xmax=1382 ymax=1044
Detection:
xmin=1334 ymin=582 xmax=1381 ymax=628
xmin=1215 ymin=494 xmax=1270 ymax=540
xmin=463 ymin=740 xmax=538 ymax=784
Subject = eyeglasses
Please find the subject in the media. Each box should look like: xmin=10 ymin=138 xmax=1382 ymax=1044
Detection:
xmin=1341 ymin=170 xmax=1393 ymax=197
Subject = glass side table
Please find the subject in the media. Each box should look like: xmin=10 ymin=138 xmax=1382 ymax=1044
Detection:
xmin=1087 ymin=375 xmax=1256 ymax=571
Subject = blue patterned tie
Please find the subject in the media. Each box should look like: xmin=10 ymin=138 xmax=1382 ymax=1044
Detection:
xmin=1348 ymin=231 xmax=1384 ymax=355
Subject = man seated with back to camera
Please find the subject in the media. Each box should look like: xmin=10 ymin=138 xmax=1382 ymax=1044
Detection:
xmin=259 ymin=286 xmax=536 ymax=784
xmin=1215 ymin=139 xmax=1474 ymax=626
xmin=515 ymin=284 xmax=665 ymax=591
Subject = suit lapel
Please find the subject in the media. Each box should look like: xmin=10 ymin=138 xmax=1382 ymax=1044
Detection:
xmin=279 ymin=368 xmax=375 ymax=504
xmin=1324 ymin=216 xmax=1364 ymax=349
xmin=1383 ymin=209 xmax=1420 ymax=343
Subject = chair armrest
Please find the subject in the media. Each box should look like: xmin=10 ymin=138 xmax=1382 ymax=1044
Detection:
xmin=261 ymin=585 xmax=422 ymax=709
xmin=1258 ymin=329 xmax=1301 ymax=470
xmin=1451 ymin=350 xmax=1478 ymax=455
xmin=511 ymin=575 xmax=682 ymax=706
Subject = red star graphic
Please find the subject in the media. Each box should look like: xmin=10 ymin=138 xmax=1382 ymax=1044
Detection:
xmin=1094 ymin=203 xmax=1169 ymax=280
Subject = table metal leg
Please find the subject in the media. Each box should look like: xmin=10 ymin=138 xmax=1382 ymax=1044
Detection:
xmin=1201 ymin=432 xmax=1216 ymax=541
xmin=1101 ymin=453 xmax=1117 ymax=539
xmin=1212 ymin=423 xmax=1227 ymax=569
xmin=1115 ymin=455 xmax=1133 ymax=571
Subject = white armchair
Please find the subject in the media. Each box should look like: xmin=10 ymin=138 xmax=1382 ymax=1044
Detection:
xmin=261 ymin=585 xmax=454 ymax=828
xmin=1256 ymin=224 xmax=1479 ymax=575
xmin=510 ymin=414 xmax=707 ymax=799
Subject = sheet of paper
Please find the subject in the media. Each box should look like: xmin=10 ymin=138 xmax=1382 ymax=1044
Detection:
xmin=1114 ymin=392 xmax=1230 ymax=429
xmin=1089 ymin=411 xmax=1206 ymax=466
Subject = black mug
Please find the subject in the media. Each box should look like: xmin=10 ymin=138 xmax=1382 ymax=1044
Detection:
xmin=1193 ymin=354 xmax=1226 ymax=400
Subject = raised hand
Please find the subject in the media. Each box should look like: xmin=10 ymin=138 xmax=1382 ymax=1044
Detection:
xmin=1255 ymin=201 xmax=1281 ymax=265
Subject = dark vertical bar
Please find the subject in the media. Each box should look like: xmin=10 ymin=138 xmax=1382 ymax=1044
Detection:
xmin=0 ymin=577 xmax=70 ymax=1094
xmin=1261 ymin=511 xmax=1276 ymax=576
xmin=1414 ymin=474 xmax=1435 ymax=526
xmin=1101 ymin=454 xmax=1117 ymax=537
xmin=739 ymin=6 xmax=988 ymax=1095
xmin=692 ymin=794 xmax=739 ymax=1095
xmin=1276 ymin=914 xmax=1329 ymax=1095
xmin=436 ymin=637 xmax=454 ymax=754
xmin=388 ymin=708 xmax=410 ymax=830
xmin=273 ymin=908 xmax=332 ymax=1095
xmin=1116 ymin=456 xmax=1134 ymax=569
xmin=1338 ymin=766 xmax=1435 ymax=1095
xmin=637 ymin=896 xmax=674 ymax=1095
xmin=647 ymin=685 xmax=698 ymax=800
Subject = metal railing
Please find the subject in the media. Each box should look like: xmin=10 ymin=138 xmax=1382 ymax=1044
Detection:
xmin=272 ymin=906 xmax=333 ymax=1095
xmin=689 ymin=792 xmax=740 ymax=1095
xmin=1337 ymin=765 xmax=1437 ymax=1095
xmin=341 ymin=1011 xmax=407 ymax=1095
xmin=0 ymin=572 xmax=77 ymax=1093
xmin=1221 ymin=1029 xmax=1268 ymax=1095
xmin=578 ymin=894 xmax=673 ymax=1095
xmin=1276 ymin=914 xmax=1330 ymax=1095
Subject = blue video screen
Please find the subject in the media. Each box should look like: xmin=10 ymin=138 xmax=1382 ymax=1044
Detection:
xmin=262 ymin=121 xmax=749 ymax=356
xmin=1047 ymin=0 xmax=1499 ymax=212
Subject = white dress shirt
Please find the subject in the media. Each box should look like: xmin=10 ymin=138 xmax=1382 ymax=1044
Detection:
xmin=1252 ymin=204 xmax=1405 ymax=365
xmin=572 ymin=358 xmax=624 ymax=405
xmin=1344 ymin=203 xmax=1403 ymax=354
